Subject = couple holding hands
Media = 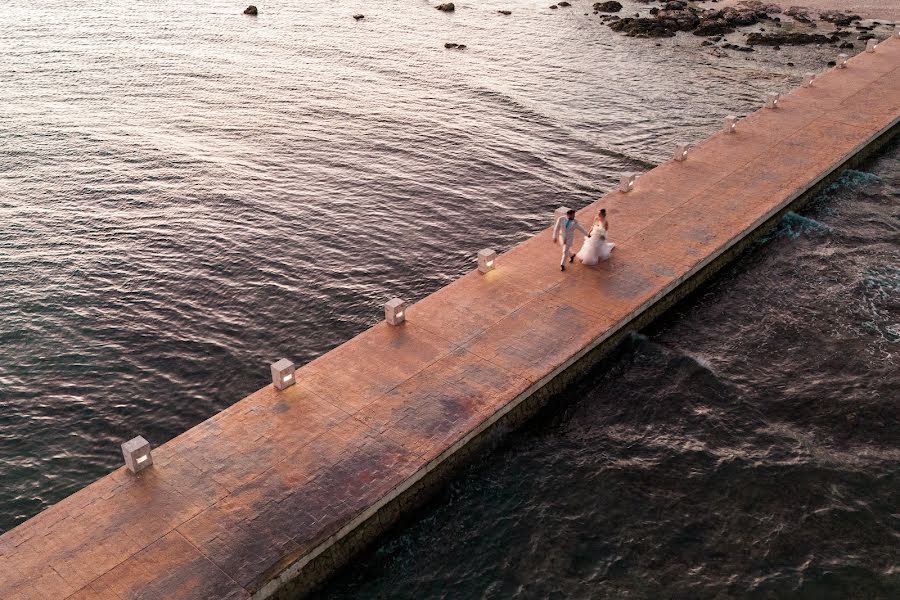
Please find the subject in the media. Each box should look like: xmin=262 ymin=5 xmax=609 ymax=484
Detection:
xmin=553 ymin=208 xmax=615 ymax=271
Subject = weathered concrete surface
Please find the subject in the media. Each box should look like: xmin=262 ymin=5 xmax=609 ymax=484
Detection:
xmin=2 ymin=38 xmax=899 ymax=600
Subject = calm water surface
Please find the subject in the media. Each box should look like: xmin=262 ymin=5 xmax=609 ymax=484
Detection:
xmin=1 ymin=0 xmax=897 ymax=596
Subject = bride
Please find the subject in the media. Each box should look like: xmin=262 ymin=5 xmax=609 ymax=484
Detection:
xmin=576 ymin=208 xmax=615 ymax=265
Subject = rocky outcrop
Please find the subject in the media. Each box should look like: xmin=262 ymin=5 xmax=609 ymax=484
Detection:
xmin=693 ymin=19 xmax=735 ymax=37
xmin=436 ymin=3 xmax=455 ymax=12
xmin=819 ymin=11 xmax=861 ymax=26
xmin=783 ymin=6 xmax=811 ymax=23
xmin=736 ymin=0 xmax=781 ymax=13
xmin=593 ymin=1 xmax=623 ymax=12
xmin=746 ymin=32 xmax=834 ymax=45
xmin=243 ymin=5 xmax=257 ymax=15
xmin=609 ymin=17 xmax=676 ymax=38
xmin=498 ymin=10 xmax=512 ymax=15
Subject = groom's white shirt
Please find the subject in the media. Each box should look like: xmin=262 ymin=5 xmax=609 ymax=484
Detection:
xmin=553 ymin=216 xmax=589 ymax=246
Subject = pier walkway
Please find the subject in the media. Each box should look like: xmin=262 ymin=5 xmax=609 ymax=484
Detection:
xmin=2 ymin=38 xmax=899 ymax=600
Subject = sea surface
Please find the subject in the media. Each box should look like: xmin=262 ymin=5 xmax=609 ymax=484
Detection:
xmin=1 ymin=0 xmax=897 ymax=596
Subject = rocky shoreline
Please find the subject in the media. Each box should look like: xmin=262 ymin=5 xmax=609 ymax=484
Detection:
xmin=596 ymin=1 xmax=894 ymax=52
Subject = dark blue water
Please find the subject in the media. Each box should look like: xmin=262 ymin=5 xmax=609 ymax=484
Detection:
xmin=313 ymin=150 xmax=900 ymax=599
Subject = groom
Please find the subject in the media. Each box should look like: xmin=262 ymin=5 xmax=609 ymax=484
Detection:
xmin=552 ymin=209 xmax=591 ymax=272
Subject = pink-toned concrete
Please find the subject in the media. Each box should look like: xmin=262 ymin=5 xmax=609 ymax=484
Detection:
xmin=2 ymin=38 xmax=899 ymax=600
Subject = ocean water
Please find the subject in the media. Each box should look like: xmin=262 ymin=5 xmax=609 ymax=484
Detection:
xmin=0 ymin=0 xmax=896 ymax=594
xmin=314 ymin=156 xmax=900 ymax=598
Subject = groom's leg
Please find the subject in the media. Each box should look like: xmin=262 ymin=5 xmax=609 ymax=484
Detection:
xmin=561 ymin=243 xmax=570 ymax=267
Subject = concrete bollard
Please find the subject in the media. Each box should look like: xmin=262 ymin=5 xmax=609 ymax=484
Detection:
xmin=384 ymin=298 xmax=407 ymax=326
xmin=270 ymin=358 xmax=296 ymax=390
xmin=121 ymin=436 xmax=153 ymax=474
xmin=477 ymin=248 xmax=497 ymax=273
xmin=674 ymin=143 xmax=689 ymax=162
xmin=619 ymin=173 xmax=637 ymax=192
xmin=802 ymin=73 xmax=816 ymax=88
xmin=724 ymin=115 xmax=738 ymax=133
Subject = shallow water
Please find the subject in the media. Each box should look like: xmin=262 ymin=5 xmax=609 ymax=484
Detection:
xmin=0 ymin=0 xmax=896 ymax=591
xmin=313 ymin=152 xmax=900 ymax=599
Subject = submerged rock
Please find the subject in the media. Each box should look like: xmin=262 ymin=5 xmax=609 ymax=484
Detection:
xmin=783 ymin=6 xmax=811 ymax=23
xmin=558 ymin=1 xmax=571 ymax=6
xmin=498 ymin=10 xmax=512 ymax=15
xmin=746 ymin=32 xmax=832 ymax=45
xmin=593 ymin=1 xmax=623 ymax=12
xmin=610 ymin=17 xmax=676 ymax=37
xmin=436 ymin=2 xmax=455 ymax=12
xmin=819 ymin=10 xmax=860 ymax=26
xmin=243 ymin=5 xmax=257 ymax=15
xmin=693 ymin=19 xmax=735 ymax=37
xmin=353 ymin=14 xmax=364 ymax=20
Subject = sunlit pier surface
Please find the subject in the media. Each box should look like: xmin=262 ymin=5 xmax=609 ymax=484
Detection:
xmin=2 ymin=37 xmax=899 ymax=600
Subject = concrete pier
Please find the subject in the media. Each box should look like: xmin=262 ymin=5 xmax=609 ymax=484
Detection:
xmin=2 ymin=38 xmax=899 ymax=600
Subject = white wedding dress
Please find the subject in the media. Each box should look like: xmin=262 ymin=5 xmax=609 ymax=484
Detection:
xmin=576 ymin=224 xmax=615 ymax=265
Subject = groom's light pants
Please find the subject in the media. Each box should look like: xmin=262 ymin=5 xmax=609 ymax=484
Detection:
xmin=560 ymin=242 xmax=573 ymax=266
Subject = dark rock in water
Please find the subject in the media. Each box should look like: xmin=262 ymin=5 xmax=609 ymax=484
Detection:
xmin=549 ymin=4 xmax=558 ymax=9
xmin=739 ymin=1 xmax=781 ymax=13
xmin=783 ymin=6 xmax=811 ymax=23
xmin=436 ymin=2 xmax=455 ymax=12
xmin=444 ymin=42 xmax=458 ymax=48
xmin=558 ymin=1 xmax=571 ymax=6
xmin=705 ymin=6 xmax=759 ymax=27
xmin=353 ymin=14 xmax=364 ymax=20
xmin=243 ymin=5 xmax=257 ymax=15
xmin=839 ymin=41 xmax=855 ymax=49
xmin=650 ymin=8 xmax=659 ymax=16
xmin=700 ymin=39 xmax=714 ymax=46
xmin=827 ymin=60 xmax=837 ymax=66
xmin=498 ymin=10 xmax=512 ymax=15
xmin=457 ymin=44 xmax=467 ymax=49
xmin=723 ymin=42 xmax=754 ymax=52
xmin=819 ymin=11 xmax=860 ymax=26
xmin=609 ymin=17 xmax=676 ymax=37
xmin=693 ymin=19 xmax=735 ymax=36
xmin=787 ymin=61 xmax=794 ymax=66
xmin=746 ymin=32 xmax=832 ymax=45
xmin=857 ymin=33 xmax=876 ymax=41
xmin=663 ymin=1 xmax=687 ymax=9
xmin=593 ymin=1 xmax=623 ymax=12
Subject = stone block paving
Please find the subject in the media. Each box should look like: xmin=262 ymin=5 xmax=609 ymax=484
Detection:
xmin=1 ymin=37 xmax=898 ymax=600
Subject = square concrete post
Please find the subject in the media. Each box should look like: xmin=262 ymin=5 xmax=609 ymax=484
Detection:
xmin=271 ymin=358 xmax=296 ymax=390
xmin=121 ymin=436 xmax=153 ymax=474
xmin=384 ymin=298 xmax=407 ymax=326
xmin=477 ymin=248 xmax=497 ymax=273
xmin=724 ymin=115 xmax=738 ymax=134
xmin=619 ymin=173 xmax=636 ymax=193
xmin=674 ymin=143 xmax=689 ymax=162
